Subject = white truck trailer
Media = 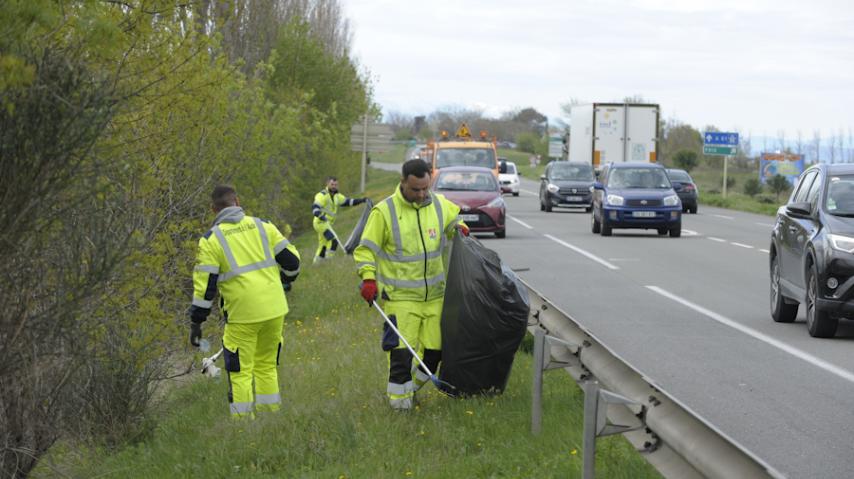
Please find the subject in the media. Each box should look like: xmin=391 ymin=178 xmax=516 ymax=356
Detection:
xmin=569 ymin=103 xmax=660 ymax=168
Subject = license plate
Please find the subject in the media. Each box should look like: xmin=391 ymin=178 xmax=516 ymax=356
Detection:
xmin=632 ymin=211 xmax=656 ymax=218
xmin=460 ymin=214 xmax=479 ymax=222
xmin=565 ymin=196 xmax=582 ymax=201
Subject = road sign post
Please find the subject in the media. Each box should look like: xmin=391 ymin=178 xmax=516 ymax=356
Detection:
xmin=351 ymin=121 xmax=393 ymax=193
xmin=703 ymin=132 xmax=739 ymax=199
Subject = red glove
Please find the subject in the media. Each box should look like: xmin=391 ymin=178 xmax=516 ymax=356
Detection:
xmin=457 ymin=223 xmax=470 ymax=237
xmin=360 ymin=279 xmax=378 ymax=305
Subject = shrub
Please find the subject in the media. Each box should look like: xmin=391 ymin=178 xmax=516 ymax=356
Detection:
xmin=744 ymin=178 xmax=762 ymax=197
xmin=672 ymin=150 xmax=699 ymax=172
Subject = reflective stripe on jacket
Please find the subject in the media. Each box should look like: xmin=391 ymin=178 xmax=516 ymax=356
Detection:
xmin=193 ymin=207 xmax=300 ymax=323
xmin=354 ymin=186 xmax=461 ymax=302
xmin=312 ymin=188 xmax=352 ymax=224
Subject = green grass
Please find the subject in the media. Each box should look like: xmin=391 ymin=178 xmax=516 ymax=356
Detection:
xmin=498 ymin=148 xmax=547 ymax=180
xmin=35 ymin=168 xmax=661 ymax=479
xmin=680 ymin=161 xmax=785 ymax=217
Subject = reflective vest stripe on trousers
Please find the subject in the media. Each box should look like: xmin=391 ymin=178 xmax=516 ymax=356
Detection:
xmin=213 ymin=218 xmax=277 ymax=283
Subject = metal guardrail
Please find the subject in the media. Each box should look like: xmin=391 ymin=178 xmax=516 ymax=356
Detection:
xmin=523 ymin=279 xmax=785 ymax=479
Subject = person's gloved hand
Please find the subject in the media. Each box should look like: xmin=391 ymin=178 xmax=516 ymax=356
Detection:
xmin=323 ymin=229 xmax=335 ymax=241
xmin=283 ymin=281 xmax=292 ymax=292
xmin=318 ymin=214 xmax=328 ymax=222
xmin=189 ymin=322 xmax=202 ymax=347
xmin=457 ymin=223 xmax=470 ymax=237
xmin=354 ymin=197 xmax=368 ymax=205
xmin=360 ymin=279 xmax=378 ymax=305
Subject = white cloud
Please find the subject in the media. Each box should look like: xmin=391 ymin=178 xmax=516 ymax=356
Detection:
xmin=343 ymin=0 xmax=854 ymax=136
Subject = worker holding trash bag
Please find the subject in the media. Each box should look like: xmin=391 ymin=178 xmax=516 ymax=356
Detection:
xmin=188 ymin=185 xmax=301 ymax=419
xmin=354 ymin=159 xmax=468 ymax=411
xmin=312 ymin=176 xmax=368 ymax=263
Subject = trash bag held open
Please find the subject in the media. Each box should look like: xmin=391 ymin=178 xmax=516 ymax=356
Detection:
xmin=343 ymin=198 xmax=374 ymax=254
xmin=439 ymin=234 xmax=530 ymax=396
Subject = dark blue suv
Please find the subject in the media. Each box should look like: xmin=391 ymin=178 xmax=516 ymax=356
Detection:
xmin=591 ymin=162 xmax=683 ymax=237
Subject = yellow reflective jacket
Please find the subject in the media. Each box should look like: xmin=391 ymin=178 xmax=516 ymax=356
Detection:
xmin=312 ymin=188 xmax=353 ymax=226
xmin=191 ymin=207 xmax=300 ymax=324
xmin=354 ymin=186 xmax=461 ymax=302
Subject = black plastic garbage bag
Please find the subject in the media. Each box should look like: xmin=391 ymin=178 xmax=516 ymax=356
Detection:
xmin=438 ymin=234 xmax=530 ymax=396
xmin=344 ymin=198 xmax=374 ymax=254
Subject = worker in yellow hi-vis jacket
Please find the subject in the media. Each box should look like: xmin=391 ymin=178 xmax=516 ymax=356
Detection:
xmin=312 ymin=176 xmax=367 ymax=263
xmin=189 ymin=185 xmax=301 ymax=419
xmin=353 ymin=160 xmax=468 ymax=411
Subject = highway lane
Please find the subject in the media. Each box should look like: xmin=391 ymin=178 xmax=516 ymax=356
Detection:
xmin=372 ymin=162 xmax=854 ymax=477
xmin=491 ymin=174 xmax=854 ymax=478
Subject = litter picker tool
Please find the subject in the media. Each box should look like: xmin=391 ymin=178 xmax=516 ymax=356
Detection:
xmin=372 ymin=301 xmax=457 ymax=395
xmin=327 ymin=224 xmax=345 ymax=251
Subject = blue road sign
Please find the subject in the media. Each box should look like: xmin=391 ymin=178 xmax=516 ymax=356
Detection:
xmin=703 ymin=132 xmax=739 ymax=146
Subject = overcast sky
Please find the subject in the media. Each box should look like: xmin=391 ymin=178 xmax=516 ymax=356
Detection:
xmin=343 ymin=0 xmax=853 ymax=139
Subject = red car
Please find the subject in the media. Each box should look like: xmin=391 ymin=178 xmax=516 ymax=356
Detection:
xmin=433 ymin=166 xmax=506 ymax=238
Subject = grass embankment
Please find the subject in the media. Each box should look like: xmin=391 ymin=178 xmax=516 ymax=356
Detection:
xmin=498 ymin=148 xmax=546 ymax=180
xmin=37 ymin=168 xmax=661 ymax=478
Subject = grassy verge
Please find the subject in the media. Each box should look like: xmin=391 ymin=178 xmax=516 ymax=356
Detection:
xmin=35 ymin=168 xmax=660 ymax=478
xmin=498 ymin=148 xmax=547 ymax=180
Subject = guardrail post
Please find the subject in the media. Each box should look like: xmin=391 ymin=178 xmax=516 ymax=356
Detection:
xmin=531 ymin=328 xmax=546 ymax=435
xmin=582 ymin=380 xmax=599 ymax=479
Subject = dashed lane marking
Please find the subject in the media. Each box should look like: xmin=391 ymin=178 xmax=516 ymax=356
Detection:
xmin=544 ymin=234 xmax=620 ymax=270
xmin=647 ymin=286 xmax=854 ymax=385
xmin=507 ymin=215 xmax=533 ymax=229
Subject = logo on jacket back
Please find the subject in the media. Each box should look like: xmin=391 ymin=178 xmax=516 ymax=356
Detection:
xmin=428 ymin=228 xmax=437 ymax=240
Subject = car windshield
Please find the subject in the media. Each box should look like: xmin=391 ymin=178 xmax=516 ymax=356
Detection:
xmin=505 ymin=163 xmax=517 ymax=174
xmin=435 ymin=171 xmax=498 ymax=192
xmin=667 ymin=170 xmax=692 ymax=183
xmin=551 ymin=163 xmax=593 ymax=181
xmin=608 ymin=168 xmax=671 ymax=189
xmin=826 ymin=175 xmax=854 ymax=215
xmin=436 ymin=148 xmax=496 ymax=169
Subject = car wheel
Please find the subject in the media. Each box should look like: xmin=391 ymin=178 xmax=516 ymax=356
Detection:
xmin=690 ymin=205 xmax=697 ymax=214
xmin=539 ymin=199 xmax=545 ymax=211
xmin=512 ymin=192 xmax=519 ymax=197
xmin=806 ymin=263 xmax=838 ymax=337
xmin=495 ymin=229 xmax=506 ymax=239
xmin=669 ymin=222 xmax=681 ymax=237
xmin=591 ymin=212 xmax=601 ymax=234
xmin=544 ymin=198 xmax=553 ymax=212
xmin=657 ymin=228 xmax=667 ymax=235
xmin=585 ymin=206 xmax=592 ymax=213
xmin=600 ymin=219 xmax=612 ymax=236
xmin=770 ymin=253 xmax=798 ymax=323
xmin=682 ymin=206 xmax=688 ymax=213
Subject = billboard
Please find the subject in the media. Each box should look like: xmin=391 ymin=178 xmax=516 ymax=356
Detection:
xmin=760 ymin=152 xmax=804 ymax=185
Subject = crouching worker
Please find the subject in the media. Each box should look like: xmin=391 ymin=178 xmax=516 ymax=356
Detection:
xmin=354 ymin=160 xmax=467 ymax=411
xmin=188 ymin=185 xmax=300 ymax=419
xmin=312 ymin=176 xmax=367 ymax=263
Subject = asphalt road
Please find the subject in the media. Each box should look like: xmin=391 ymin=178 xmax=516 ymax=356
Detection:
xmin=374 ymin=161 xmax=854 ymax=478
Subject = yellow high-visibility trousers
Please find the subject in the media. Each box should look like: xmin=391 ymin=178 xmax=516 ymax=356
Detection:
xmin=382 ymin=298 xmax=443 ymax=409
xmin=222 ymin=315 xmax=284 ymax=418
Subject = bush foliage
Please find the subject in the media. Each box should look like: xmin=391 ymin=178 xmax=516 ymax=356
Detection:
xmin=0 ymin=1 xmax=367 ymax=476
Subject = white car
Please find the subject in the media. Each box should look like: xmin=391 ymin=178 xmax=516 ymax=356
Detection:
xmin=498 ymin=160 xmax=520 ymax=196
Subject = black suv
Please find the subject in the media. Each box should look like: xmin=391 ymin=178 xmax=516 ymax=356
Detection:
xmin=539 ymin=162 xmax=595 ymax=212
xmin=770 ymin=164 xmax=854 ymax=337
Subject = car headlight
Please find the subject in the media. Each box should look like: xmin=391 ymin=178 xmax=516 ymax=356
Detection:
xmin=663 ymin=194 xmax=680 ymax=206
xmin=828 ymin=234 xmax=854 ymax=253
xmin=547 ymin=183 xmax=560 ymax=194
xmin=589 ymin=185 xmax=595 ymax=193
xmin=486 ymin=196 xmax=505 ymax=208
xmin=606 ymin=194 xmax=624 ymax=206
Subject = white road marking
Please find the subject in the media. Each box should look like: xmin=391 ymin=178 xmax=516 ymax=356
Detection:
xmin=708 ymin=237 xmax=727 ymax=243
xmin=711 ymin=214 xmax=735 ymax=220
xmin=756 ymin=222 xmax=775 ymax=228
xmin=681 ymin=229 xmax=699 ymax=236
xmin=520 ymin=188 xmax=539 ymax=196
xmin=731 ymin=242 xmax=754 ymax=249
xmin=759 ymin=249 xmax=770 ymax=253
xmin=608 ymin=258 xmax=641 ymax=262
xmin=646 ymin=286 xmax=854 ymax=384
xmin=544 ymin=234 xmax=620 ymax=270
xmin=507 ymin=215 xmax=533 ymax=229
